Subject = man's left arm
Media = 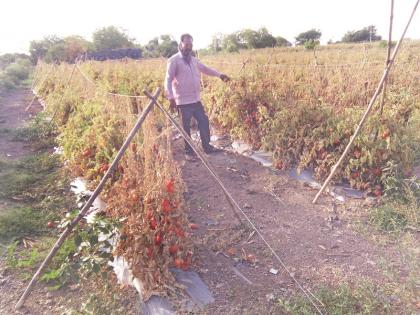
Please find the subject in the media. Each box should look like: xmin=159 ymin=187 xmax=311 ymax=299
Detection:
xmin=197 ymin=61 xmax=230 ymax=82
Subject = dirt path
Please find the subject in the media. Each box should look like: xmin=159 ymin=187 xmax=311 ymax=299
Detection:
xmin=0 ymin=89 xmax=66 ymax=315
xmin=174 ymin=137 xmax=415 ymax=314
xmin=0 ymin=89 xmax=55 ymax=314
xmin=0 ymin=89 xmax=39 ymax=160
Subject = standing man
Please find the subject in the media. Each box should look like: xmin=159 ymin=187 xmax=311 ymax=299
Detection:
xmin=165 ymin=33 xmax=230 ymax=160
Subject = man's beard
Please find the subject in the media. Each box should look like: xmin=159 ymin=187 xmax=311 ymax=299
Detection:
xmin=180 ymin=49 xmax=192 ymax=63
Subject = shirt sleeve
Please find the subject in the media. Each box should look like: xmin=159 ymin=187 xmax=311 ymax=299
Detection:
xmin=165 ymin=58 xmax=176 ymax=99
xmin=196 ymin=60 xmax=221 ymax=77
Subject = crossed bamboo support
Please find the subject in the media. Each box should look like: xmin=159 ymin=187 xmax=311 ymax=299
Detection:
xmin=144 ymin=91 xmax=244 ymax=225
xmin=15 ymin=88 xmax=161 ymax=309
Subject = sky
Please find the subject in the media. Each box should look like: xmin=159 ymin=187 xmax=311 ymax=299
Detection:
xmin=1 ymin=0 xmax=419 ymax=54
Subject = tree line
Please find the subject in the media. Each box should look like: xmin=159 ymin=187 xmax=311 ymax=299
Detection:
xmin=22 ymin=25 xmax=383 ymax=64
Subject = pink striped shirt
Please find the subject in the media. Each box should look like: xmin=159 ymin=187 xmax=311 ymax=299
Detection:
xmin=165 ymin=52 xmax=221 ymax=105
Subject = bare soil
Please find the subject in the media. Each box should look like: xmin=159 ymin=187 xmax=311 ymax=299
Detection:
xmin=173 ymin=133 xmax=418 ymax=314
xmin=0 ymin=90 xmax=39 ymax=159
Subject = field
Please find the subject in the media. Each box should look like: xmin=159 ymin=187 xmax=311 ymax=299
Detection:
xmin=1 ymin=41 xmax=419 ymax=314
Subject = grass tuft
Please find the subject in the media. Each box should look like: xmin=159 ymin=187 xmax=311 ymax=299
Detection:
xmin=278 ymin=282 xmax=391 ymax=315
xmin=0 ymin=207 xmax=44 ymax=242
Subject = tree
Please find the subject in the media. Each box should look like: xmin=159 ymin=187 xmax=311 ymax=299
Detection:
xmin=221 ymin=33 xmax=241 ymax=52
xmin=255 ymin=27 xmax=277 ymax=48
xmin=0 ymin=53 xmax=30 ymax=70
xmin=158 ymin=35 xmax=178 ymax=58
xmin=295 ymin=29 xmax=322 ymax=46
xmin=341 ymin=25 xmax=382 ymax=43
xmin=29 ymin=35 xmax=63 ymax=63
xmin=220 ymin=28 xmax=279 ymax=52
xmin=44 ymin=36 xmax=92 ymax=63
xmin=236 ymin=28 xmax=276 ymax=49
xmin=238 ymin=29 xmax=259 ymax=49
xmin=143 ymin=37 xmax=160 ymax=58
xmin=275 ymin=36 xmax=292 ymax=47
xmin=143 ymin=35 xmax=177 ymax=58
xmin=92 ymin=26 xmax=135 ymax=51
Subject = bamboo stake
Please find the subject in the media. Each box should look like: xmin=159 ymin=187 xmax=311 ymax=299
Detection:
xmin=30 ymin=62 xmax=40 ymax=91
xmin=144 ymin=91 xmax=243 ymax=225
xmin=48 ymin=62 xmax=77 ymax=128
xmin=15 ymin=88 xmax=161 ymax=309
xmin=238 ymin=58 xmax=249 ymax=74
xmin=313 ymin=0 xmax=420 ymax=204
xmin=25 ymin=65 xmax=55 ymax=112
xmin=378 ymin=0 xmax=395 ymax=117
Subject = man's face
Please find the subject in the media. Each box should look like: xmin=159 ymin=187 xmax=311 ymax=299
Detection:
xmin=181 ymin=38 xmax=193 ymax=54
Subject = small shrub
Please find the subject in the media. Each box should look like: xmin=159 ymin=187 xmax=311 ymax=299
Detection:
xmin=0 ymin=72 xmax=16 ymax=90
xmin=0 ymin=58 xmax=33 ymax=92
xmin=5 ymin=62 xmax=30 ymax=82
xmin=14 ymin=112 xmax=57 ymax=146
xmin=304 ymin=39 xmax=319 ymax=50
xmin=379 ymin=40 xmax=397 ymax=49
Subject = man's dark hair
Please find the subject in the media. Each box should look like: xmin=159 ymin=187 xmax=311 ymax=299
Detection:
xmin=180 ymin=33 xmax=193 ymax=42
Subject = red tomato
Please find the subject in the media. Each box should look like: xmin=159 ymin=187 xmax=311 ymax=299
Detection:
xmin=176 ymin=228 xmax=185 ymax=238
xmin=353 ymin=149 xmax=362 ymax=159
xmin=165 ymin=180 xmax=175 ymax=193
xmin=275 ymin=160 xmax=283 ymax=170
xmin=161 ymin=199 xmax=171 ymax=213
xmin=350 ymin=171 xmax=360 ymax=180
xmin=82 ymin=148 xmax=92 ymax=158
xmin=372 ymin=168 xmax=382 ymax=177
xmin=154 ymin=233 xmax=163 ymax=246
xmin=149 ymin=217 xmax=157 ymax=230
xmin=169 ymin=244 xmax=178 ymax=255
xmin=99 ymin=163 xmax=109 ymax=173
xmin=381 ymin=130 xmax=390 ymax=139
xmin=129 ymin=191 xmax=139 ymax=202
xmin=174 ymin=258 xmax=183 ymax=268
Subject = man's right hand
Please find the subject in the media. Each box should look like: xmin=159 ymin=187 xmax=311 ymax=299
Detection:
xmin=169 ymin=99 xmax=176 ymax=113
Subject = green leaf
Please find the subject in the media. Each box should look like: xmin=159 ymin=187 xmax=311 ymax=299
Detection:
xmin=74 ymin=233 xmax=82 ymax=247
xmin=92 ymin=262 xmax=100 ymax=273
xmin=89 ymin=234 xmax=98 ymax=246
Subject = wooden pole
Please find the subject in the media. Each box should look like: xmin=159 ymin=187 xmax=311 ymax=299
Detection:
xmin=312 ymin=0 xmax=420 ymax=204
xmin=48 ymin=62 xmax=77 ymax=127
xmin=144 ymin=90 xmax=243 ymax=225
xmin=379 ymin=0 xmax=395 ymax=116
xmin=15 ymin=88 xmax=161 ymax=309
xmin=25 ymin=66 xmax=55 ymax=112
xmin=30 ymin=62 xmax=40 ymax=91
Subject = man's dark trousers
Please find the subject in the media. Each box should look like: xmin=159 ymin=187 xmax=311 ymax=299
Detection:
xmin=178 ymin=102 xmax=211 ymax=153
